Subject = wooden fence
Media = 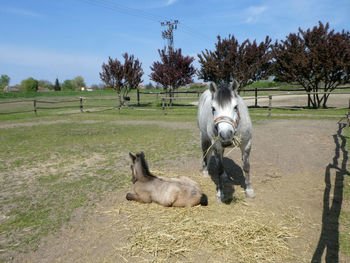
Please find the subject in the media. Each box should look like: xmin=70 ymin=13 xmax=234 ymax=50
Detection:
xmin=0 ymin=87 xmax=349 ymax=117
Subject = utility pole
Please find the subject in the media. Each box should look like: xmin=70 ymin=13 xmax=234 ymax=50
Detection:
xmin=160 ymin=20 xmax=179 ymax=53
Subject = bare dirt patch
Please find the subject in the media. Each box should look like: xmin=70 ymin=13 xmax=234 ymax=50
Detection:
xmin=13 ymin=119 xmax=350 ymax=262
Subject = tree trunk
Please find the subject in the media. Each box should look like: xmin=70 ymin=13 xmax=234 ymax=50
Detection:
xmin=118 ymin=92 xmax=122 ymax=108
xmin=322 ymin=93 xmax=331 ymax=108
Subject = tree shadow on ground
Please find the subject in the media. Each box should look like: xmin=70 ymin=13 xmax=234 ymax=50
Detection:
xmin=312 ymin=122 xmax=350 ymax=263
xmin=207 ymin=156 xmax=246 ymax=204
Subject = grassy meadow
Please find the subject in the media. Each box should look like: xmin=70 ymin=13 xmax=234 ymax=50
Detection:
xmin=0 ymin=89 xmax=349 ymax=261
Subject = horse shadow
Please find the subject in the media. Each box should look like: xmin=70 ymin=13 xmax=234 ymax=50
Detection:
xmin=207 ymin=156 xmax=246 ymax=204
xmin=311 ymin=122 xmax=350 ymax=263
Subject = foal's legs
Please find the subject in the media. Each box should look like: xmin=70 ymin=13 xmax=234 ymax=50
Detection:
xmin=241 ymin=140 xmax=255 ymax=198
xmin=126 ymin=193 xmax=152 ymax=203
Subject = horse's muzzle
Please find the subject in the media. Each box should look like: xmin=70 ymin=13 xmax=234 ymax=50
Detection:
xmin=221 ymin=140 xmax=233 ymax=147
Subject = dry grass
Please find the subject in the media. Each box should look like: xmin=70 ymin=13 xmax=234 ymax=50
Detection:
xmin=110 ymin=171 xmax=298 ymax=263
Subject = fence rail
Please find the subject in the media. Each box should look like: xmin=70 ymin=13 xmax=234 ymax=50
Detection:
xmin=0 ymin=88 xmax=349 ymax=116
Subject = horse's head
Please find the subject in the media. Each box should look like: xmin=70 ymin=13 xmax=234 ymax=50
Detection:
xmin=210 ymin=81 xmax=240 ymax=147
xmin=129 ymin=152 xmax=154 ymax=183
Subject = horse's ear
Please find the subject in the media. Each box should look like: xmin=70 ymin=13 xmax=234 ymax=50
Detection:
xmin=129 ymin=152 xmax=136 ymax=162
xmin=209 ymin=82 xmax=217 ymax=94
xmin=230 ymin=80 xmax=239 ymax=94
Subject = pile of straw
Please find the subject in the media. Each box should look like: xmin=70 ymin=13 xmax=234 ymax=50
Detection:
xmin=112 ymin=172 xmax=297 ymax=263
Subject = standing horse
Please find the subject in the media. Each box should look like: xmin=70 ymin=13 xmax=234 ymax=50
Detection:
xmin=197 ymin=81 xmax=255 ymax=202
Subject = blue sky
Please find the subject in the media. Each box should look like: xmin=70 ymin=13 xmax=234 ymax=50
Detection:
xmin=1 ymin=0 xmax=349 ymax=86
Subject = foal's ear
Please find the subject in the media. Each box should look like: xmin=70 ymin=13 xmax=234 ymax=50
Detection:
xmin=129 ymin=152 xmax=136 ymax=162
xmin=230 ymin=80 xmax=239 ymax=94
xmin=209 ymin=82 xmax=217 ymax=94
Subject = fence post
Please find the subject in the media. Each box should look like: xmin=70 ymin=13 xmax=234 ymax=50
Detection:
xmin=137 ymin=89 xmax=140 ymax=106
xmin=268 ymin=95 xmax=272 ymax=117
xmin=79 ymin=97 xmax=83 ymax=112
xmin=162 ymin=98 xmax=165 ymax=115
xmin=255 ymin=88 xmax=258 ymax=107
xmin=348 ymin=98 xmax=350 ymax=126
xmin=34 ymin=99 xmax=37 ymax=116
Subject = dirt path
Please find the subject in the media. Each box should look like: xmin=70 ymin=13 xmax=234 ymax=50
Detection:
xmin=14 ymin=119 xmax=349 ymax=262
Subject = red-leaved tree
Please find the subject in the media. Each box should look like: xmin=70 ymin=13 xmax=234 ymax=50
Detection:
xmin=272 ymin=21 xmax=350 ymax=108
xmin=100 ymin=53 xmax=143 ymax=106
xmin=198 ymin=35 xmax=272 ymax=91
xmin=150 ymin=48 xmax=196 ymax=97
xmin=123 ymin=53 xmax=143 ymax=99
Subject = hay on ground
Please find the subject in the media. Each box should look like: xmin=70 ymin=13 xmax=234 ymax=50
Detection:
xmin=111 ymin=172 xmax=298 ymax=263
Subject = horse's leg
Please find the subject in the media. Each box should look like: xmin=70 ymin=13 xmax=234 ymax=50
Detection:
xmin=241 ymin=140 xmax=255 ymax=198
xmin=214 ymin=147 xmax=226 ymax=202
xmin=201 ymin=133 xmax=211 ymax=177
xmin=126 ymin=193 xmax=151 ymax=203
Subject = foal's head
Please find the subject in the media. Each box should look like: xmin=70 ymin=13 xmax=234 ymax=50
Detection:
xmin=209 ymin=80 xmax=240 ymax=147
xmin=129 ymin=152 xmax=155 ymax=183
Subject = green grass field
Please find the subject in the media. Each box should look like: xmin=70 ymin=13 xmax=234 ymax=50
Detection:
xmin=0 ymin=89 xmax=349 ymax=262
xmin=0 ymin=112 xmax=201 ymax=261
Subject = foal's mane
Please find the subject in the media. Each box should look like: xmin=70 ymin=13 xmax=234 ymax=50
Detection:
xmin=215 ymin=84 xmax=234 ymax=107
xmin=136 ymin=152 xmax=156 ymax=178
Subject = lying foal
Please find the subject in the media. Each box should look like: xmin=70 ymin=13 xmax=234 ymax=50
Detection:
xmin=127 ymin=152 xmax=208 ymax=207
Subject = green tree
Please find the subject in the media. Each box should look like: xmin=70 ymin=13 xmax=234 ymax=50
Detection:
xmin=0 ymin=74 xmax=10 ymax=91
xmin=38 ymin=80 xmax=53 ymax=90
xmin=54 ymin=78 xmax=61 ymax=91
xmin=62 ymin=79 xmax=75 ymax=91
xmin=72 ymin=76 xmax=86 ymax=90
xmin=20 ymin=77 xmax=39 ymax=92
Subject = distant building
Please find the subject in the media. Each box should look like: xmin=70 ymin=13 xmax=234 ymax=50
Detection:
xmin=38 ymin=87 xmax=51 ymax=92
xmin=81 ymin=86 xmax=94 ymax=91
xmin=3 ymin=86 xmax=20 ymax=92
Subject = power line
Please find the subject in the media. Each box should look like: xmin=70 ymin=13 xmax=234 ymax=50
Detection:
xmin=78 ymin=0 xmax=213 ymax=42
xmin=78 ymin=0 xmax=161 ymax=23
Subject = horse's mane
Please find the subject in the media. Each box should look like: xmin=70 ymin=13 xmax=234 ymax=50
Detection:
xmin=136 ymin=152 xmax=156 ymax=178
xmin=215 ymin=84 xmax=233 ymax=107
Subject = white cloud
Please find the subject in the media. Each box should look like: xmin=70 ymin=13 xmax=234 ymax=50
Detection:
xmin=245 ymin=5 xmax=267 ymax=24
xmin=165 ymin=0 xmax=178 ymax=6
xmin=1 ymin=7 xmax=44 ymax=18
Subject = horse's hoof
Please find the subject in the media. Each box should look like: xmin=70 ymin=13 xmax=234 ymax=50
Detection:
xmin=126 ymin=193 xmax=133 ymax=201
xmin=216 ymin=192 xmax=224 ymax=203
xmin=202 ymin=170 xmax=209 ymax=177
xmin=245 ymin=189 xmax=255 ymax=199
xmin=216 ymin=196 xmax=223 ymax=203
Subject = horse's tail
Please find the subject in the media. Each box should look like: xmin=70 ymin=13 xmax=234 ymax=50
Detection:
xmin=200 ymin=194 xmax=208 ymax=206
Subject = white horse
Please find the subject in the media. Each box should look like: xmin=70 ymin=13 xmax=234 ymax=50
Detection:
xmin=197 ymin=81 xmax=255 ymax=202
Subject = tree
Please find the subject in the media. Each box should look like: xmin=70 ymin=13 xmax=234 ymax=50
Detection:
xmin=100 ymin=54 xmax=143 ymax=106
xmin=0 ymin=74 xmax=10 ymax=91
xmin=20 ymin=77 xmax=39 ymax=92
xmin=150 ymin=47 xmax=196 ymax=96
xmin=38 ymin=80 xmax=53 ymax=90
xmin=123 ymin=53 xmax=143 ymax=98
xmin=62 ymin=79 xmax=75 ymax=91
xmin=54 ymin=78 xmax=61 ymax=91
xmin=272 ymin=21 xmax=350 ymax=108
xmin=198 ymin=35 xmax=272 ymax=91
xmin=72 ymin=76 xmax=86 ymax=90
